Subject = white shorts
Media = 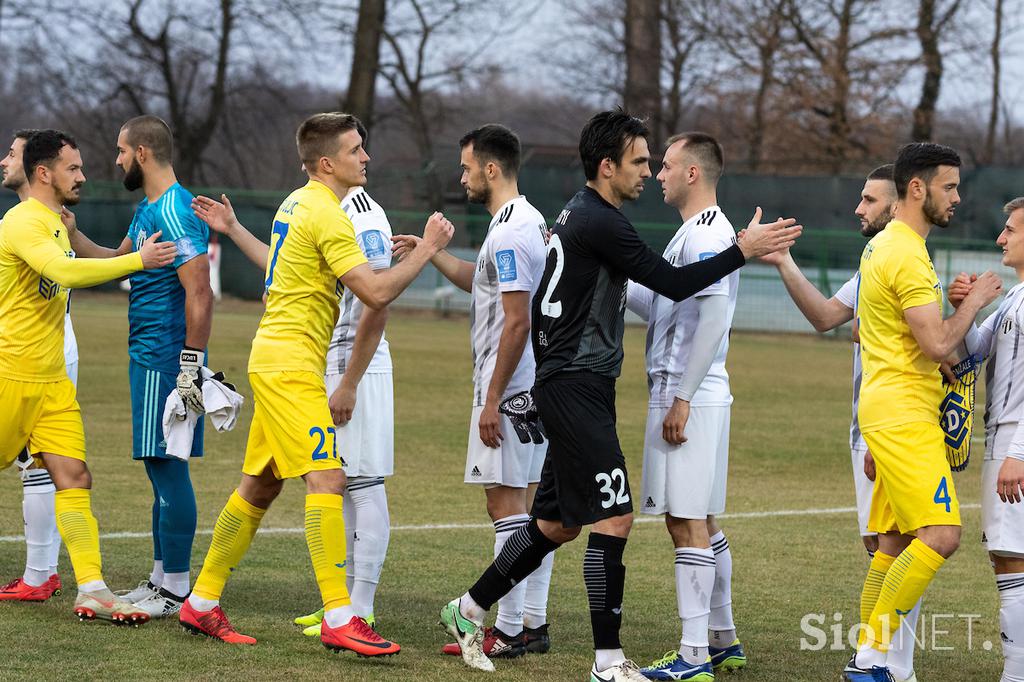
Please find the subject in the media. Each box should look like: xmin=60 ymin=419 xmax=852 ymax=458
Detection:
xmin=326 ymin=372 xmax=394 ymax=478
xmin=641 ymin=405 xmax=730 ymax=518
xmin=464 ymin=405 xmax=546 ymax=488
xmin=851 ymin=441 xmax=876 ymax=537
xmin=982 ymin=426 xmax=1024 ymax=556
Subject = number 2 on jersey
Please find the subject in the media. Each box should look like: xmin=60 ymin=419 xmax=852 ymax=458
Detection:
xmin=309 ymin=426 xmax=338 ymax=461
xmin=265 ymin=220 xmax=290 ymax=288
xmin=539 ymin=234 xmax=564 ymax=319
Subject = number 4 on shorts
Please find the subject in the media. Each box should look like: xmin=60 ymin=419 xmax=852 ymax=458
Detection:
xmin=933 ymin=476 xmax=951 ymax=513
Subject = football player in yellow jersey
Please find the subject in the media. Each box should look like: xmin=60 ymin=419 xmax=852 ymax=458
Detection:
xmin=844 ymin=143 xmax=1003 ymax=681
xmin=180 ymin=113 xmax=454 ymax=656
xmin=0 ymin=129 xmax=176 ymax=624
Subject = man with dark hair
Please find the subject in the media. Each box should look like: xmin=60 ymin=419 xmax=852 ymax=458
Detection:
xmin=0 ymin=129 xmax=74 ymax=604
xmin=180 ymin=112 xmax=453 ymax=657
xmin=396 ymin=123 xmax=555 ymax=662
xmin=0 ymin=128 xmax=177 ymax=624
xmin=64 ymin=115 xmax=214 ymax=619
xmin=437 ymin=109 xmax=802 ymax=681
xmin=844 ymin=142 xmax=1002 ymax=681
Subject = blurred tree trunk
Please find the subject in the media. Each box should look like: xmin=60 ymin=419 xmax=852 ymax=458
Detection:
xmin=344 ymin=0 xmax=386 ymax=138
xmin=984 ymin=0 xmax=1003 ymax=163
xmin=624 ymin=0 xmax=662 ymax=149
xmin=911 ymin=0 xmax=961 ymax=142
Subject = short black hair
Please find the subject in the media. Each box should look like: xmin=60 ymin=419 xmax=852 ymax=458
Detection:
xmin=893 ymin=143 xmax=961 ymax=199
xmin=666 ymin=131 xmax=724 ymax=183
xmin=121 ymin=115 xmax=174 ymax=164
xmin=459 ymin=124 xmax=521 ymax=176
xmin=23 ymin=129 xmax=78 ymax=185
xmin=867 ymin=164 xmax=894 ymax=183
xmin=14 ymin=128 xmax=40 ymax=142
xmin=579 ymin=108 xmax=649 ymax=181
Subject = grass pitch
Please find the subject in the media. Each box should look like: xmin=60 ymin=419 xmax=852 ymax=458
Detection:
xmin=0 ymin=293 xmax=1001 ymax=681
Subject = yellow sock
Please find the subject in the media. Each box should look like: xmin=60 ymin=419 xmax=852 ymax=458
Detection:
xmin=860 ymin=551 xmax=895 ymax=627
xmin=192 ymin=491 xmax=266 ymax=601
xmin=55 ymin=488 xmax=103 ymax=585
xmin=862 ymin=539 xmax=944 ymax=651
xmin=305 ymin=493 xmax=350 ymax=611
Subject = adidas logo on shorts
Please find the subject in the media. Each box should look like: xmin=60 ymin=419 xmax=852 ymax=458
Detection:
xmin=471 ymin=466 xmax=482 ymax=477
xmin=644 ymin=497 xmax=655 ymax=508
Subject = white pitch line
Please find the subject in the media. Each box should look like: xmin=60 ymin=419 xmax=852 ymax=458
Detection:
xmin=0 ymin=503 xmax=982 ymax=543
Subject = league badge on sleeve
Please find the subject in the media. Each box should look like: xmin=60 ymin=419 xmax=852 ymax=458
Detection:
xmin=496 ymin=249 xmax=517 ymax=283
xmin=939 ymin=354 xmax=979 ymax=472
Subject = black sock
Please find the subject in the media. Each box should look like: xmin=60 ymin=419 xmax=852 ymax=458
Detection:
xmin=468 ymin=518 xmax=560 ymax=610
xmin=585 ymin=532 xmax=627 ymax=650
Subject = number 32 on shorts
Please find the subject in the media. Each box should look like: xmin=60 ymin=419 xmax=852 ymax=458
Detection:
xmin=310 ymin=426 xmax=338 ymax=461
xmin=596 ymin=467 xmax=630 ymax=509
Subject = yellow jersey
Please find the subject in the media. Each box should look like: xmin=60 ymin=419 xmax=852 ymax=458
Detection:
xmin=857 ymin=220 xmax=944 ymax=433
xmin=248 ymin=180 xmax=368 ymax=374
xmin=0 ymin=198 xmax=143 ymax=382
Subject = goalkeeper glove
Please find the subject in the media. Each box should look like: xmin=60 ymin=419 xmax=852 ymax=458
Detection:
xmin=499 ymin=390 xmax=546 ymax=445
xmin=176 ymin=347 xmax=205 ymax=414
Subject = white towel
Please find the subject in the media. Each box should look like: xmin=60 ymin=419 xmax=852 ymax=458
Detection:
xmin=162 ymin=367 xmax=244 ymax=461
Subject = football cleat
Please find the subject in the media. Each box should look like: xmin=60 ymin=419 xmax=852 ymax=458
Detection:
xmin=117 ymin=579 xmax=159 ymax=604
xmin=523 ymin=623 xmax=551 ymax=654
xmin=179 ymin=601 xmax=256 ymax=644
xmin=73 ymin=588 xmax=150 ymax=625
xmin=591 ymin=660 xmax=649 ymax=681
xmin=304 ymin=611 xmax=373 ymax=637
xmin=439 ymin=597 xmax=494 ymax=672
xmin=0 ymin=576 xmax=57 ymax=602
xmin=442 ymin=626 xmax=526 ymax=658
xmin=709 ymin=639 xmax=746 ymax=672
xmin=134 ymin=588 xmax=185 ymax=619
xmin=321 ymin=615 xmax=399 ymax=657
xmin=48 ymin=573 xmax=62 ymax=597
xmin=640 ymin=651 xmax=715 ymax=680
xmin=843 ymin=654 xmax=895 ymax=682
xmin=294 ymin=606 xmax=324 ymax=627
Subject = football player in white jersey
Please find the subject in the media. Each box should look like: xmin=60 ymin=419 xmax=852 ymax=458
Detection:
xmin=0 ymin=129 xmax=70 ymax=602
xmin=625 ymin=133 xmax=743 ymax=680
xmin=756 ymin=166 xmax=921 ymax=682
xmin=190 ymin=124 xmax=396 ymax=632
xmin=949 ymin=197 xmax=1024 ymax=682
xmin=393 ymin=124 xmax=553 ymax=658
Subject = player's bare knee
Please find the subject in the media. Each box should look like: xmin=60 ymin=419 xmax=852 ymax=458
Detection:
xmin=666 ymin=515 xmax=710 ymax=548
xmin=594 ymin=512 xmax=633 ymax=539
xmin=918 ymin=525 xmax=961 ymax=558
xmin=485 ymin=485 xmax=527 ymax=521
xmin=991 ymin=552 xmax=1024 ymax=574
xmin=238 ymin=472 xmax=283 ymax=508
xmin=42 ymin=454 xmax=91 ymax=490
xmin=304 ymin=468 xmax=345 ymax=495
xmin=538 ymin=518 xmax=580 ymax=544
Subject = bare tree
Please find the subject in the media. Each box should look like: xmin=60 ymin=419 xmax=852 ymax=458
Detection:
xmin=984 ymin=0 xmax=1004 ymax=162
xmin=624 ymin=0 xmax=662 ymax=148
xmin=344 ymin=0 xmax=387 ymax=136
xmin=911 ymin=0 xmax=961 ymax=142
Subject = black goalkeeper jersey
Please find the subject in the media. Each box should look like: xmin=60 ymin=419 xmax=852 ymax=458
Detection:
xmin=531 ymin=186 xmax=746 ymax=383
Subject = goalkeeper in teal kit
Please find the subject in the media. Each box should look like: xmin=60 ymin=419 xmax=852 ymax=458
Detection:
xmin=68 ymin=116 xmax=213 ymax=619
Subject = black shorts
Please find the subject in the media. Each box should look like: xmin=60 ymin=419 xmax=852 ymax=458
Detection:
xmin=530 ymin=372 xmax=633 ymax=528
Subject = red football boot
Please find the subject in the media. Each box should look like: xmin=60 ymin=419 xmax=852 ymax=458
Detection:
xmin=321 ymin=615 xmax=400 ymax=657
xmin=0 ymin=577 xmax=54 ymax=602
xmin=179 ymin=601 xmax=256 ymax=644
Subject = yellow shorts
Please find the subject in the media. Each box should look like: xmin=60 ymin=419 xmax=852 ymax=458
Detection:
xmin=864 ymin=421 xmax=961 ymax=535
xmin=0 ymin=376 xmax=85 ymax=469
xmin=242 ymin=371 xmax=343 ymax=480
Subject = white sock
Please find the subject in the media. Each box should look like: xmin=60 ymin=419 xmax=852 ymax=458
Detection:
xmin=459 ymin=592 xmax=486 ymax=625
xmin=22 ymin=471 xmax=56 ymax=587
xmin=188 ymin=593 xmax=219 ymax=611
xmin=999 ymin=573 xmax=1024 ymax=682
xmin=342 ymin=491 xmax=355 ymax=596
xmin=886 ymin=598 xmax=921 ymax=680
xmin=494 ymin=514 xmax=530 ymax=636
xmin=345 ymin=479 xmax=391 ymax=619
xmin=524 ymin=548 xmax=555 ymax=629
xmin=855 ymin=643 xmax=887 ymax=669
xmin=162 ymin=571 xmax=190 ymax=599
xmin=150 ymin=559 xmax=164 ymax=587
xmin=324 ymin=604 xmax=356 ymax=628
xmin=47 ymin=521 xmax=61 ymax=576
xmin=595 ymin=648 xmax=626 ymax=671
xmin=676 ymin=546 xmax=715 ymax=664
xmin=709 ymin=531 xmax=736 ymax=646
xmin=79 ymin=580 xmax=107 ymax=593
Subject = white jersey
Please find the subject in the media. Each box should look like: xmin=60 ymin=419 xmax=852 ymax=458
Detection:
xmin=64 ymin=312 xmax=78 ymax=366
xmin=325 ymin=187 xmax=392 ymax=376
xmin=834 ymin=274 xmax=864 ymax=451
xmin=470 ymin=196 xmax=547 ymax=406
xmin=966 ymin=282 xmax=1024 ymax=456
xmin=635 ymin=206 xmax=739 ymax=408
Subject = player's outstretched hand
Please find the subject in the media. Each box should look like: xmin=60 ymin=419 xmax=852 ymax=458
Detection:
xmin=965 ymin=271 xmax=1003 ymax=308
xmin=60 ymin=207 xmax=77 ymax=235
xmin=757 ymin=245 xmax=792 ymax=267
xmin=391 ymin=234 xmax=422 ymax=261
xmin=329 ymin=382 xmax=356 ymax=426
xmin=478 ymin=402 xmax=503 ymax=448
xmin=997 ymin=457 xmax=1024 ymax=504
xmin=422 ymin=212 xmax=455 ymax=253
xmin=140 ymin=231 xmax=177 ymax=269
xmin=662 ymin=398 xmax=690 ymax=446
xmin=736 ymin=207 xmax=802 ymax=260
xmin=192 ymin=194 xmax=239 ymax=235
xmin=946 ymin=272 xmax=975 ymax=309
